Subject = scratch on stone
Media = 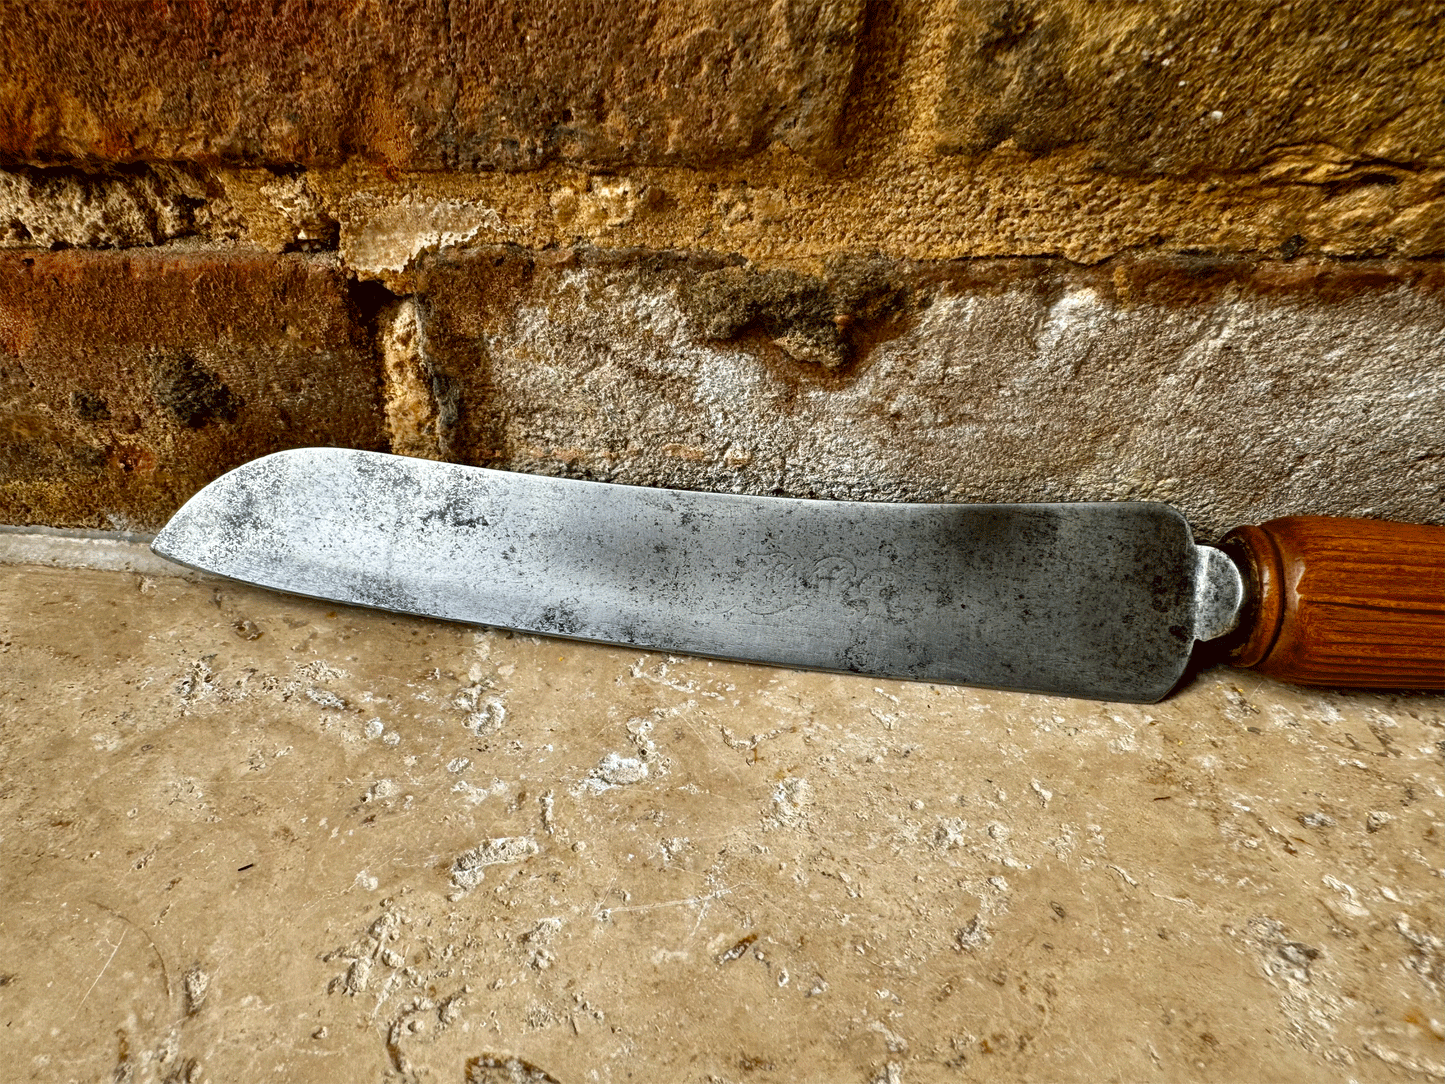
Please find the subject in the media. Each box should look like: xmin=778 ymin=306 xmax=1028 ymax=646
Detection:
xmin=594 ymin=889 xmax=730 ymax=922
xmin=77 ymin=927 xmax=125 ymax=1009
xmin=86 ymin=900 xmax=170 ymax=1000
xmin=1150 ymin=892 xmax=1201 ymax=910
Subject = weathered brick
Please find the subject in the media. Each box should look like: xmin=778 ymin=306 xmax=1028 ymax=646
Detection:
xmin=0 ymin=0 xmax=862 ymax=171
xmin=0 ymin=251 xmax=384 ymax=529
xmin=937 ymin=0 xmax=1445 ymax=175
xmin=412 ymin=248 xmax=1445 ymax=536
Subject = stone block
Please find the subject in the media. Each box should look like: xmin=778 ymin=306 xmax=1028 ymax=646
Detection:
xmin=937 ymin=0 xmax=1445 ymax=175
xmin=0 ymin=251 xmax=385 ymax=529
xmin=0 ymin=0 xmax=862 ymax=170
xmin=413 ymin=249 xmax=1445 ymax=536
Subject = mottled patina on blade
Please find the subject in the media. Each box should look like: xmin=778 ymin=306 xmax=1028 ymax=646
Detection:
xmin=153 ymin=448 xmax=1226 ymax=702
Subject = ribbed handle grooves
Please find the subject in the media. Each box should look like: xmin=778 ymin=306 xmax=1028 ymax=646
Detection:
xmin=1222 ymin=516 xmax=1445 ymax=688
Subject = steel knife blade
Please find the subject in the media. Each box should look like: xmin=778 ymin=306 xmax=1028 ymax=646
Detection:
xmin=152 ymin=448 xmax=1253 ymax=702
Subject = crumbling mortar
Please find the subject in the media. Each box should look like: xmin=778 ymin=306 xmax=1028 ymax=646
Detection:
xmin=6 ymin=144 xmax=1445 ymax=270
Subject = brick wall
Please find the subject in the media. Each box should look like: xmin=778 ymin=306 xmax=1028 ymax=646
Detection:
xmin=2 ymin=1 xmax=1442 ymax=533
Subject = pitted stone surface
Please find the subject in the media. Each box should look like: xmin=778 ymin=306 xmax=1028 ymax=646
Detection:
xmin=0 ymin=251 xmax=385 ymax=530
xmin=0 ymin=164 xmax=243 ymax=249
xmin=414 ymin=250 xmax=1445 ymax=537
xmin=937 ymin=0 xmax=1445 ymax=175
xmin=3 ymin=2 xmax=1441 ymax=268
xmin=0 ymin=555 xmax=1440 ymax=1082
xmin=0 ymin=0 xmax=862 ymax=170
xmin=5 ymin=248 xmax=1441 ymax=534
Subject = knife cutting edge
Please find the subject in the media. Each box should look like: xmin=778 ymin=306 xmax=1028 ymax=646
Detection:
xmin=151 ymin=448 xmax=1445 ymax=703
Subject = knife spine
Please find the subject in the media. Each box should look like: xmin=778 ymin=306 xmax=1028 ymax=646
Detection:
xmin=1223 ymin=516 xmax=1445 ymax=689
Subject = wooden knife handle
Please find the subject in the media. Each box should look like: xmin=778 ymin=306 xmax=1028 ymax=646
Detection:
xmin=1221 ymin=516 xmax=1445 ymax=688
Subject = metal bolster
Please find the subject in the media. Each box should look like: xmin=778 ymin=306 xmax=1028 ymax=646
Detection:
xmin=1192 ymin=544 xmax=1245 ymax=642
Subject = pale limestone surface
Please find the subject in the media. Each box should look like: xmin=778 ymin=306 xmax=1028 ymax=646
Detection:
xmin=409 ymin=254 xmax=1445 ymax=538
xmin=1 ymin=554 xmax=1441 ymax=1084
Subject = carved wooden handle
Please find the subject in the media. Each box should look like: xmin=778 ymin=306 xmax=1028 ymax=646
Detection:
xmin=1221 ymin=517 xmax=1445 ymax=688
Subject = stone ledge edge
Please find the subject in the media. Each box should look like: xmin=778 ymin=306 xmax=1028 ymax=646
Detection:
xmin=0 ymin=524 xmax=208 ymax=578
